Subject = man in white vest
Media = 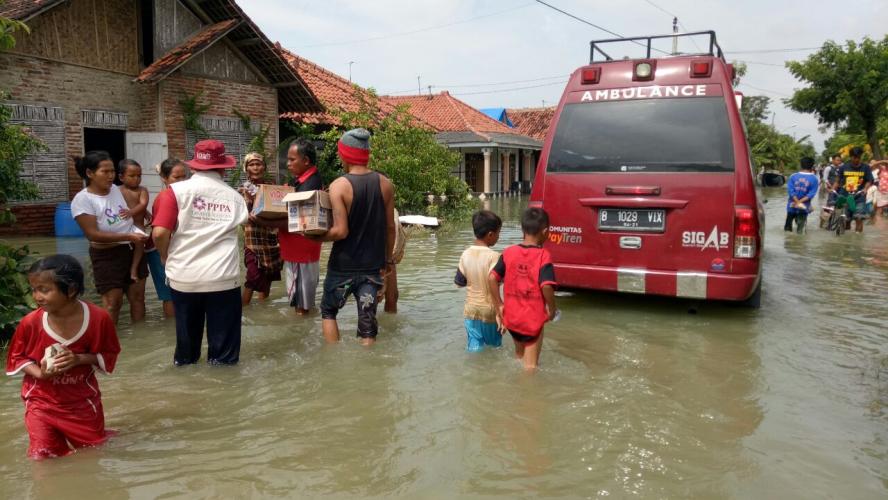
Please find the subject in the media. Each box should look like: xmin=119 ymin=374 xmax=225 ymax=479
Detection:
xmin=152 ymin=140 xmax=249 ymax=365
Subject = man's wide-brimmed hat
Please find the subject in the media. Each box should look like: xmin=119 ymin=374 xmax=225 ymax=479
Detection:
xmin=186 ymin=140 xmax=237 ymax=170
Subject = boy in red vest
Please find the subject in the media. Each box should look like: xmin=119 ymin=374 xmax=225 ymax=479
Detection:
xmin=488 ymin=208 xmax=557 ymax=370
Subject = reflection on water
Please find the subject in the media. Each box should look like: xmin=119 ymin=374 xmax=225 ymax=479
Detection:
xmin=1 ymin=189 xmax=886 ymax=498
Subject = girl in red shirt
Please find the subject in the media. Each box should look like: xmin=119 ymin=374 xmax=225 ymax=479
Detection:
xmin=5 ymin=255 xmax=121 ymax=459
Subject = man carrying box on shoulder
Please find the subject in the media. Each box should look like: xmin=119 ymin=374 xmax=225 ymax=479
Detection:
xmin=311 ymin=128 xmax=396 ymax=346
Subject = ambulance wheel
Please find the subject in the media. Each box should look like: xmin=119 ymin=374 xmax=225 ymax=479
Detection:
xmin=741 ymin=281 xmax=762 ymax=309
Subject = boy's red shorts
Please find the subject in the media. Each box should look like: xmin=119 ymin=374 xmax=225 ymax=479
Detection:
xmin=25 ymin=403 xmax=109 ymax=459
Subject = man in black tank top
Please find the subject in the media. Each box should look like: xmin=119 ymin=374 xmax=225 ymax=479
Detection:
xmin=313 ymin=128 xmax=395 ymax=346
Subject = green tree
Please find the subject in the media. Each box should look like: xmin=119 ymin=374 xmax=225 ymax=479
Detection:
xmin=0 ymin=6 xmax=29 ymax=51
xmin=786 ymin=36 xmax=888 ymax=159
xmin=740 ymin=94 xmax=816 ymax=171
xmin=0 ymin=10 xmax=42 ymax=343
xmin=287 ymin=87 xmax=476 ymax=218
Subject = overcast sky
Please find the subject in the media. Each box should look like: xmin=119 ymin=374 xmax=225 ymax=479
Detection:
xmin=240 ymin=0 xmax=887 ymax=151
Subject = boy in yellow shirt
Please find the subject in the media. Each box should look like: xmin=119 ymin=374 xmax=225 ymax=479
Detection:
xmin=454 ymin=210 xmax=502 ymax=352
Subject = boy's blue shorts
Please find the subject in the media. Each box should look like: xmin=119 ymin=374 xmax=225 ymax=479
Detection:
xmin=146 ymin=250 xmax=173 ymax=302
xmin=465 ymin=319 xmax=502 ymax=352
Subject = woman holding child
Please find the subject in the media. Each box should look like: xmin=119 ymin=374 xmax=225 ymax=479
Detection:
xmin=71 ymin=151 xmax=149 ymax=324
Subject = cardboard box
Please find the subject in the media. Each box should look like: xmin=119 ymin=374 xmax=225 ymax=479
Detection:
xmin=251 ymin=184 xmax=294 ymax=219
xmin=283 ymin=190 xmax=332 ymax=235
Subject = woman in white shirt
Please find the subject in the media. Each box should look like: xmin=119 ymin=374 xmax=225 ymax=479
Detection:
xmin=71 ymin=151 xmax=148 ymax=324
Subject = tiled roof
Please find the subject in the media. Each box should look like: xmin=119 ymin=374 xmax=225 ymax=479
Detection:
xmin=174 ymin=0 xmax=321 ymax=114
xmin=135 ymin=20 xmax=239 ymax=83
xmin=0 ymin=0 xmax=63 ymax=20
xmin=384 ymin=92 xmax=516 ymax=138
xmin=506 ymin=107 xmax=556 ymax=141
xmin=436 ymin=131 xmax=542 ymax=149
xmin=5 ymin=0 xmax=322 ymax=114
xmin=277 ymin=46 xmax=398 ymax=126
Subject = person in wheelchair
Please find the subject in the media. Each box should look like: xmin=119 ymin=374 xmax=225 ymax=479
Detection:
xmin=831 ymin=147 xmax=874 ymax=233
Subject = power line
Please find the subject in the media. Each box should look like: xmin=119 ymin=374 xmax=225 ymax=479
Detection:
xmin=735 ymin=60 xmax=787 ymax=68
xmin=439 ymin=74 xmax=568 ymax=88
xmin=382 ymin=74 xmax=569 ymax=96
xmin=636 ymin=1 xmax=820 ymax=57
xmin=452 ymin=80 xmax=569 ymax=96
xmin=535 ymin=0 xmax=670 ymax=56
xmin=534 ymin=0 xmax=622 ymax=38
xmin=739 ymin=82 xmax=791 ymax=97
xmin=641 ymin=0 xmax=675 ymax=17
xmin=637 ymin=0 xmax=703 ymax=53
xmin=727 ymin=47 xmax=820 ymax=54
xmin=298 ymin=2 xmax=534 ymax=49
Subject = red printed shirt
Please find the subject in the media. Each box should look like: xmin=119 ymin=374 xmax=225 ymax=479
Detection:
xmin=491 ymin=244 xmax=557 ymax=336
xmin=5 ymin=301 xmax=120 ymax=410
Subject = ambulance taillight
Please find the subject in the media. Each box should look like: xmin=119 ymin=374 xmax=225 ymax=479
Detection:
xmin=581 ymin=68 xmax=600 ymax=84
xmin=733 ymin=207 xmax=758 ymax=259
xmin=691 ymin=60 xmax=712 ymax=78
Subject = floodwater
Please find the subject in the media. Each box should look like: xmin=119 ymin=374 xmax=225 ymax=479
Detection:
xmin=1 ymin=189 xmax=886 ymax=499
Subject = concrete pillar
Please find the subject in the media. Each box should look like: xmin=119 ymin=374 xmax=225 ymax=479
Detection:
xmin=482 ymin=148 xmax=491 ymax=194
xmin=523 ymin=150 xmax=533 ymax=181
xmin=502 ymin=151 xmax=511 ymax=193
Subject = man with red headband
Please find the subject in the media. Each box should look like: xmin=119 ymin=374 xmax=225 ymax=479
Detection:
xmin=313 ymin=128 xmax=395 ymax=346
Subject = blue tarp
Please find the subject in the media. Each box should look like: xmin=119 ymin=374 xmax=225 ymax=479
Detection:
xmin=479 ymin=108 xmax=514 ymax=127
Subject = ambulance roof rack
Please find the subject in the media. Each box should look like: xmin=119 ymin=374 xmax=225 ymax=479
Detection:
xmin=590 ymin=31 xmax=726 ymax=64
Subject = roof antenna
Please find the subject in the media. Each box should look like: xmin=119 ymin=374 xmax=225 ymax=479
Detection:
xmin=428 ymin=85 xmax=432 ymax=96
xmin=671 ymin=17 xmax=679 ymax=55
xmin=417 ymin=76 xmax=421 ymax=95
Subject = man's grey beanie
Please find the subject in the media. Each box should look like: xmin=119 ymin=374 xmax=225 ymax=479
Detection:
xmin=340 ymin=128 xmax=371 ymax=150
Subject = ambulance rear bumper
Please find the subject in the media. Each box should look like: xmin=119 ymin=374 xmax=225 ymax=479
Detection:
xmin=553 ymin=263 xmax=759 ymax=301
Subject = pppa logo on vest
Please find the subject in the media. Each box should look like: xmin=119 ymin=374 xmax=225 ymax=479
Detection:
xmin=190 ymin=195 xmax=235 ymax=222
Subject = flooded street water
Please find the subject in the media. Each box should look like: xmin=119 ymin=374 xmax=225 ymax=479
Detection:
xmin=1 ymin=189 xmax=886 ymax=499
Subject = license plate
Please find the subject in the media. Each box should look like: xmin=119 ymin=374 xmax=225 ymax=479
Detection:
xmin=598 ymin=208 xmax=665 ymax=232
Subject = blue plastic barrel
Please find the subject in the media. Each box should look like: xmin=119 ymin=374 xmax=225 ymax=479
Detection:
xmin=54 ymin=202 xmax=84 ymax=237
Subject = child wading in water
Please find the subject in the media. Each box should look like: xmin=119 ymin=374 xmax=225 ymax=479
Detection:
xmin=239 ymin=152 xmax=282 ymax=306
xmin=118 ymin=159 xmax=149 ymax=282
xmin=488 ymin=208 xmax=558 ymax=370
xmin=455 ymin=210 xmax=503 ymax=351
xmin=5 ymin=255 xmax=121 ymax=459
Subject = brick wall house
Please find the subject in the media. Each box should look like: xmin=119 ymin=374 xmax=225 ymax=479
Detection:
xmin=0 ymin=0 xmax=320 ymax=235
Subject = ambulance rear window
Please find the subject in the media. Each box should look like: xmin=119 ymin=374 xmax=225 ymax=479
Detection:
xmin=548 ymin=97 xmax=734 ymax=173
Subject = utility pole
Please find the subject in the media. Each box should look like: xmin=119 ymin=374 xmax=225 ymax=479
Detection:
xmin=671 ymin=17 xmax=678 ymax=55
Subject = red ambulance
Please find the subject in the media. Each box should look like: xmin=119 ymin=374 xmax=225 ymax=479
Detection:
xmin=530 ymin=32 xmax=764 ymax=306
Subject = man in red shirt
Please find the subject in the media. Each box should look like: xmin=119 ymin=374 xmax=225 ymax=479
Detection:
xmin=267 ymin=138 xmax=323 ymax=314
